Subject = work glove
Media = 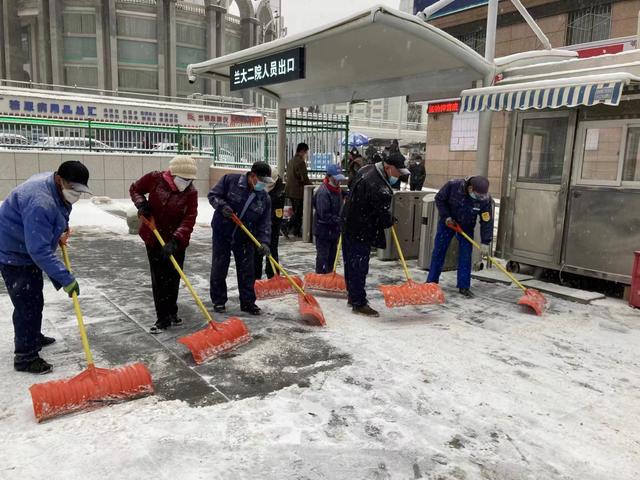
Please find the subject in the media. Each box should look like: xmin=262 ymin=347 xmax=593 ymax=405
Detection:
xmin=221 ymin=205 xmax=234 ymax=218
xmin=162 ymin=238 xmax=178 ymax=258
xmin=63 ymin=280 xmax=80 ymax=298
xmin=258 ymin=243 xmax=271 ymax=257
xmin=480 ymin=243 xmax=491 ymax=257
xmin=137 ymin=201 xmax=152 ymax=219
xmin=58 ymin=228 xmax=71 ymax=247
xmin=445 ymin=217 xmax=457 ymax=228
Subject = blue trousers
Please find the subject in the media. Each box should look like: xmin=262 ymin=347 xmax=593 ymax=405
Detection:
xmin=426 ymin=222 xmax=473 ymax=289
xmin=210 ymin=235 xmax=256 ymax=307
xmin=342 ymin=233 xmax=371 ymax=307
xmin=0 ymin=263 xmax=45 ymax=367
xmin=315 ymin=236 xmax=338 ymax=274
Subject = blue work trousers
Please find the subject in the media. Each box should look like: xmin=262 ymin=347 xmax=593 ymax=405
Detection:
xmin=0 ymin=263 xmax=45 ymax=367
xmin=210 ymin=235 xmax=256 ymax=307
xmin=342 ymin=233 xmax=371 ymax=308
xmin=426 ymin=222 xmax=474 ymax=289
xmin=315 ymin=237 xmax=339 ymax=274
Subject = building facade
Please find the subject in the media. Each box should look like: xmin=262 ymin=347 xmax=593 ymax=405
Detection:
xmin=0 ymin=0 xmax=279 ymax=100
xmin=414 ymin=0 xmax=640 ymax=194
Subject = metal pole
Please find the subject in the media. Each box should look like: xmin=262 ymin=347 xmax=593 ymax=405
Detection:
xmin=475 ymin=0 xmax=498 ymax=178
xmin=277 ymin=107 xmax=286 ymax=175
xmin=509 ymin=0 xmax=552 ymax=50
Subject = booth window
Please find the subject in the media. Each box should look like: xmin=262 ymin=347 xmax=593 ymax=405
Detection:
xmin=580 ymin=126 xmax=622 ymax=182
xmin=623 ymin=127 xmax=640 ymax=182
xmin=517 ymin=117 xmax=567 ymax=184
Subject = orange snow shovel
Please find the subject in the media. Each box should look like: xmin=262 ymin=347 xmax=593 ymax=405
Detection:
xmin=304 ymin=235 xmax=347 ymax=295
xmin=450 ymin=224 xmax=548 ymax=316
xmin=141 ymin=217 xmax=251 ymax=364
xmin=255 ymin=256 xmax=304 ymax=299
xmin=231 ymin=213 xmax=326 ymax=326
xmin=29 ymin=244 xmax=154 ymax=422
xmin=379 ymin=226 xmax=446 ymax=308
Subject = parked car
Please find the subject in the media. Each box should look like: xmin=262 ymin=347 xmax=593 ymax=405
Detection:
xmin=0 ymin=133 xmax=30 ymax=149
xmin=35 ymin=137 xmax=112 ymax=151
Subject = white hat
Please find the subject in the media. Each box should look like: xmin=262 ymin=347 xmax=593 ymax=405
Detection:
xmin=169 ymin=155 xmax=197 ymax=180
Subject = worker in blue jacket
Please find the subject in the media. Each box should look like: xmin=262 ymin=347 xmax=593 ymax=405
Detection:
xmin=208 ymin=161 xmax=273 ymax=315
xmin=0 ymin=161 xmax=91 ymax=374
xmin=313 ymin=164 xmax=345 ymax=273
xmin=427 ymin=176 xmax=493 ymax=297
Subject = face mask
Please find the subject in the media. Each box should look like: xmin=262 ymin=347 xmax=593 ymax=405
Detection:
xmin=63 ymin=189 xmax=81 ymax=204
xmin=174 ymin=176 xmax=192 ymax=192
xmin=388 ymin=176 xmax=399 ymax=185
xmin=329 ymin=177 xmax=340 ymax=187
xmin=253 ymin=181 xmax=266 ymax=192
xmin=469 ymin=192 xmax=479 ymax=200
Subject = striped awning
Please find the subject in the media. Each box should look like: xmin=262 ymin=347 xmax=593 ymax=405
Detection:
xmin=460 ymin=73 xmax=638 ymax=113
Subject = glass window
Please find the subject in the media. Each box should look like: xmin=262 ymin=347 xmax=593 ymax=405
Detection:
xmin=566 ymin=3 xmax=611 ymax=46
xmin=176 ymin=46 xmax=206 ymax=70
xmin=623 ymin=127 xmax=640 ymax=182
xmin=517 ymin=117 xmax=568 ymax=184
xmin=64 ymin=65 xmax=98 ymax=87
xmin=63 ymin=13 xmax=96 ymax=34
xmin=176 ymin=23 xmax=206 ymax=47
xmin=456 ymin=29 xmax=486 ymax=55
xmin=63 ymin=37 xmax=97 ymax=62
xmin=117 ymin=15 xmax=156 ymax=39
xmin=118 ymin=68 xmax=158 ymax=91
xmin=117 ymin=40 xmax=157 ymax=65
xmin=580 ymin=126 xmax=622 ymax=182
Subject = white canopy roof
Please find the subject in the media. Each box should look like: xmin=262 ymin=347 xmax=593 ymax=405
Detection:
xmin=187 ymin=5 xmax=494 ymax=108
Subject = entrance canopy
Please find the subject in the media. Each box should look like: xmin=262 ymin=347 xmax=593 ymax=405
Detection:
xmin=460 ymin=49 xmax=640 ymax=113
xmin=187 ymin=5 xmax=493 ymax=109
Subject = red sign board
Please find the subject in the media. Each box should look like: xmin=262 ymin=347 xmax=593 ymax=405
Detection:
xmin=427 ymin=100 xmax=461 ymax=114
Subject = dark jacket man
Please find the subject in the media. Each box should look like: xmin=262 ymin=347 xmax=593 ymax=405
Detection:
xmin=285 ymin=143 xmax=310 ymax=237
xmin=427 ymin=176 xmax=494 ymax=297
xmin=0 ymin=161 xmax=91 ymax=374
xmin=341 ymin=153 xmax=410 ymax=316
xmin=255 ymin=167 xmax=285 ymax=279
xmin=208 ymin=161 xmax=272 ymax=315
xmin=313 ymin=164 xmax=345 ymax=274
xmin=408 ymin=155 xmax=426 ymax=191
xmin=130 ymin=156 xmax=198 ymax=333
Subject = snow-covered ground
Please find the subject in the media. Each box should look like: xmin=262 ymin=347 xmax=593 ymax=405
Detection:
xmin=1 ymin=199 xmax=639 ymax=480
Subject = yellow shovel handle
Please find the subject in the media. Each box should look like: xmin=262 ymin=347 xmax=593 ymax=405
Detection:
xmin=390 ymin=225 xmax=412 ymax=282
xmin=148 ymin=225 xmax=214 ymax=324
xmin=60 ymin=244 xmax=94 ymax=367
xmin=453 ymin=227 xmax=527 ymax=292
xmin=232 ymin=213 xmax=308 ymax=298
xmin=332 ymin=235 xmax=342 ymax=274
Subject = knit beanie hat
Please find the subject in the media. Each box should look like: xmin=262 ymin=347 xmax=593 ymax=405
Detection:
xmin=169 ymin=155 xmax=197 ymax=179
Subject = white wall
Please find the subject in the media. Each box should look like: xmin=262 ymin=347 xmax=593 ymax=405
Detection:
xmin=0 ymin=151 xmax=212 ymax=199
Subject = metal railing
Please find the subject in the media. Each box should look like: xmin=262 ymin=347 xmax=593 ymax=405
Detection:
xmin=0 ymin=113 xmax=350 ymax=178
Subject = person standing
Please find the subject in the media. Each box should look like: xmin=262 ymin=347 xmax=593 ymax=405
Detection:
xmin=209 ymin=161 xmax=273 ymax=315
xmin=408 ymin=154 xmax=426 ymax=191
xmin=341 ymin=152 xmax=410 ymax=316
xmin=254 ymin=166 xmax=285 ymax=280
xmin=0 ymin=161 xmax=91 ymax=373
xmin=130 ymin=155 xmax=198 ymax=333
xmin=427 ymin=176 xmax=494 ymax=297
xmin=285 ymin=142 xmax=311 ymax=237
xmin=313 ymin=164 xmax=346 ymax=274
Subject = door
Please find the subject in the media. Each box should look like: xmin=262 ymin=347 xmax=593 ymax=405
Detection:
xmin=507 ymin=111 xmax=575 ymax=266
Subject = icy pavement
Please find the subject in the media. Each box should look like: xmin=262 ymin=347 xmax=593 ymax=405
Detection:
xmin=1 ymin=199 xmax=639 ymax=480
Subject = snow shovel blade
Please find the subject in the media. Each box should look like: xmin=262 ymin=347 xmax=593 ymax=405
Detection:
xmin=255 ymin=274 xmax=303 ymax=299
xmin=30 ymin=363 xmax=153 ymax=422
xmin=518 ymin=288 xmax=547 ymax=316
xmin=298 ymin=293 xmax=326 ymax=326
xmin=379 ymin=280 xmax=446 ymax=308
xmin=303 ymin=272 xmax=347 ymax=295
xmin=178 ymin=317 xmax=251 ymax=364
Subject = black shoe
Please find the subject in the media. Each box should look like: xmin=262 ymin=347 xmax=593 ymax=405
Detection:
xmin=170 ymin=316 xmax=183 ymax=326
xmin=15 ymin=357 xmax=53 ymax=375
xmin=213 ymin=304 xmax=226 ymax=313
xmin=40 ymin=335 xmax=56 ymax=347
xmin=241 ymin=304 xmax=262 ymax=315
xmin=352 ymin=304 xmax=379 ymax=317
xmin=149 ymin=322 xmax=170 ymax=334
xmin=459 ymin=288 xmax=474 ymax=298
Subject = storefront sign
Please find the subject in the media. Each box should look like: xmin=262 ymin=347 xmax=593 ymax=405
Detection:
xmin=230 ymin=47 xmax=305 ymax=91
xmin=427 ymin=100 xmax=461 ymax=114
